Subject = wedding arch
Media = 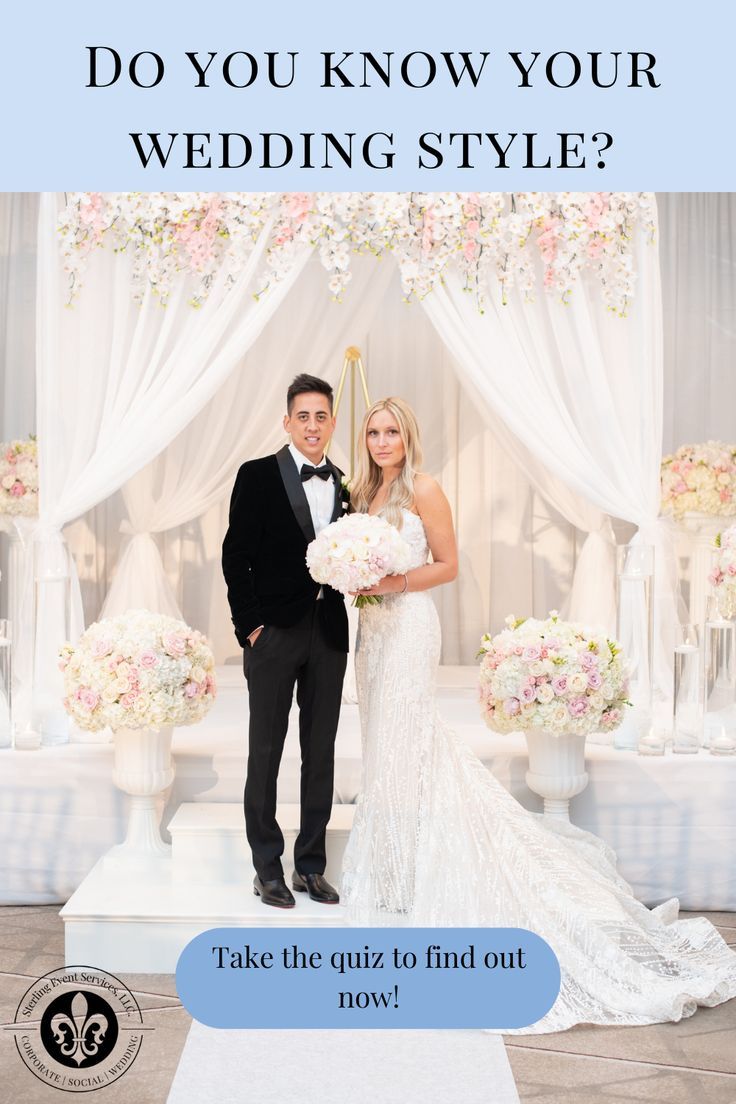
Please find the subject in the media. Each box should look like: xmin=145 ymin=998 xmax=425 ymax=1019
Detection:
xmin=23 ymin=190 xmax=673 ymax=734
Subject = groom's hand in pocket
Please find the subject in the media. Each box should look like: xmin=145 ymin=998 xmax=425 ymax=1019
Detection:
xmin=247 ymin=625 xmax=264 ymax=647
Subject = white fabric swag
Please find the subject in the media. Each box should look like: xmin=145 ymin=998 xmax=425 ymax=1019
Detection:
xmin=30 ymin=193 xmax=312 ymax=733
xmin=419 ymin=221 xmax=677 ymax=695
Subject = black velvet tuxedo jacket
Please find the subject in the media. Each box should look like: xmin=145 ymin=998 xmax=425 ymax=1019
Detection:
xmin=222 ymin=445 xmax=350 ymax=653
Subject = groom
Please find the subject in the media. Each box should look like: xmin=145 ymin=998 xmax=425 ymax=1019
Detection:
xmin=222 ymin=374 xmax=349 ymax=908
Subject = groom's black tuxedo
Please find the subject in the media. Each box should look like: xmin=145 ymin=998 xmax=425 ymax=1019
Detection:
xmin=222 ymin=445 xmax=349 ymax=650
xmin=222 ymin=444 xmax=349 ymax=882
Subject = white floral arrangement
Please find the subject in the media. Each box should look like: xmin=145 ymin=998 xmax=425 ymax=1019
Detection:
xmin=660 ymin=441 xmax=736 ymax=519
xmin=306 ymin=512 xmax=411 ymax=608
xmin=59 ymin=610 xmax=217 ymax=732
xmin=478 ymin=612 xmax=630 ymax=737
xmin=709 ymin=525 xmax=736 ymax=619
xmin=0 ymin=437 xmax=38 ymax=516
xmin=57 ymin=192 xmax=655 ymax=316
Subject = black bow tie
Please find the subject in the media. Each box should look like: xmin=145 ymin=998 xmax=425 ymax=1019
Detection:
xmin=300 ymin=464 xmax=332 ymax=482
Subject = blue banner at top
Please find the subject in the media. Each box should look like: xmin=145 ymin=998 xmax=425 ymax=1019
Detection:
xmin=2 ymin=0 xmax=734 ymax=190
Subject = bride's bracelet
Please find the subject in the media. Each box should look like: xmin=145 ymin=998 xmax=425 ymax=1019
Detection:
xmin=400 ymin=573 xmax=409 ymax=594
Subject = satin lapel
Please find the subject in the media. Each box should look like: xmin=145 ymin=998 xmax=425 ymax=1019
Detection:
xmin=328 ymin=460 xmax=344 ymax=523
xmin=276 ymin=445 xmax=315 ymax=543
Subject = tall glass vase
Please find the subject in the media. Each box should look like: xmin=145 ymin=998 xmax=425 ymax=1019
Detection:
xmin=0 ymin=515 xmax=34 ymax=735
xmin=702 ymin=599 xmax=736 ymax=751
xmin=33 ymin=535 xmax=72 ymax=746
xmin=614 ymin=543 xmax=654 ymax=750
xmin=0 ymin=619 xmax=11 ymax=748
xmin=679 ymin=512 xmax=724 ymax=631
xmin=673 ymin=623 xmax=700 ymax=753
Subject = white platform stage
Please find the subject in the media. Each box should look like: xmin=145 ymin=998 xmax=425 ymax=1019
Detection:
xmin=3 ymin=667 xmax=736 ymax=928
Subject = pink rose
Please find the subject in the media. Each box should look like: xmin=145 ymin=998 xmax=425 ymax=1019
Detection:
xmin=587 ymin=671 xmax=603 ymax=689
xmin=162 ymin=632 xmax=187 ymax=658
xmin=92 ymin=637 xmax=113 ymax=658
xmin=139 ymin=650 xmax=159 ymax=668
xmin=520 ymin=683 xmax=536 ymax=703
xmin=552 ymin=676 xmax=569 ymax=696
xmin=568 ymin=698 xmax=589 ymax=717
xmin=4 ymin=449 xmax=15 ymax=464
xmin=600 ymin=707 xmax=623 ymax=731
xmin=580 ymin=652 xmax=598 ymax=670
xmin=522 ymin=645 xmax=541 ymax=662
xmin=9 ymin=481 xmax=25 ymax=497
xmin=184 ymin=681 xmax=201 ymax=699
xmin=503 ymin=698 xmax=521 ymax=716
xmin=120 ymin=691 xmax=139 ymax=709
xmin=79 ymin=688 xmax=100 ymax=711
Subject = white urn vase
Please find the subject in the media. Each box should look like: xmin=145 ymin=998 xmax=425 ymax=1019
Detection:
xmin=524 ymin=729 xmax=588 ymax=821
xmin=104 ymin=726 xmax=174 ymax=874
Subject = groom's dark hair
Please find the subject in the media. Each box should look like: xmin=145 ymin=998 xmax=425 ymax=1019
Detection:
xmin=287 ymin=373 xmax=334 ymax=414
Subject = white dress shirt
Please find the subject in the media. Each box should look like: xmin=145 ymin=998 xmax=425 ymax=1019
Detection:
xmin=288 ymin=442 xmax=335 ymax=536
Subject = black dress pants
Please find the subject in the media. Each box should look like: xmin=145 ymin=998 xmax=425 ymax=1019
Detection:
xmin=243 ymin=603 xmax=347 ymax=882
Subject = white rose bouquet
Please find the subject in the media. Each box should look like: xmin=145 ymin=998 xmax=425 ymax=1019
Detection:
xmin=0 ymin=437 xmax=38 ymax=516
xmin=709 ymin=525 xmax=736 ymax=619
xmin=306 ymin=512 xmax=412 ymax=607
xmin=478 ymin=612 xmax=630 ymax=737
xmin=661 ymin=441 xmax=736 ymax=518
xmin=59 ymin=610 xmax=217 ymax=732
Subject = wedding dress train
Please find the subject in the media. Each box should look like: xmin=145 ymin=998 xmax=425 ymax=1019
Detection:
xmin=341 ymin=509 xmax=736 ymax=1033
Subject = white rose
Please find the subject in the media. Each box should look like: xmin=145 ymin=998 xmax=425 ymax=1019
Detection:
xmin=536 ymin=683 xmax=555 ymax=705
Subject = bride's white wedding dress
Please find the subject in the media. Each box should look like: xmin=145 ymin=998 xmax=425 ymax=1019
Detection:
xmin=341 ymin=508 xmax=736 ymax=1033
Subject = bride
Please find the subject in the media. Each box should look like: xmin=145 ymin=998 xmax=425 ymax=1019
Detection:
xmin=340 ymin=396 xmax=736 ymax=1033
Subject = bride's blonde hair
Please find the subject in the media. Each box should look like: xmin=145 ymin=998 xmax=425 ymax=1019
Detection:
xmin=351 ymin=397 xmax=423 ymax=529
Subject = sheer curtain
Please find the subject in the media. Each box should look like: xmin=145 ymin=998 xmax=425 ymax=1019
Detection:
xmin=658 ymin=193 xmax=736 ymax=451
xmin=30 ymin=193 xmax=312 ymax=734
xmin=101 ymin=254 xmax=395 ymax=620
xmin=420 ymin=214 xmax=676 ymax=693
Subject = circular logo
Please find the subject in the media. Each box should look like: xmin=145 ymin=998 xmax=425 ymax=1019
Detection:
xmin=12 ymin=966 xmax=144 ymax=1092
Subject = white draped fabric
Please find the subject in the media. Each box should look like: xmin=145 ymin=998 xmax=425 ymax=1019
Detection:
xmin=30 ymin=193 xmax=312 ymax=731
xmin=658 ymin=192 xmax=736 ymax=450
xmin=419 ymin=222 xmax=677 ymax=693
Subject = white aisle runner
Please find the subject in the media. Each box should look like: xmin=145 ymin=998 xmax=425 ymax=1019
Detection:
xmin=166 ymin=1023 xmax=520 ymax=1104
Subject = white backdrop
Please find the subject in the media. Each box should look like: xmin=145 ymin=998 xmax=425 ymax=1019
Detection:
xmin=1 ymin=194 xmax=735 ymax=663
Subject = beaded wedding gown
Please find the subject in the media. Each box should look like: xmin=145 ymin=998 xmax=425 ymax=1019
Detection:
xmin=341 ymin=509 xmax=736 ymax=1033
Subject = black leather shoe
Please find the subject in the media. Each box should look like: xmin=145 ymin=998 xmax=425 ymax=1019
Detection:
xmin=292 ymin=871 xmax=340 ymax=904
xmin=253 ymin=874 xmax=295 ymax=909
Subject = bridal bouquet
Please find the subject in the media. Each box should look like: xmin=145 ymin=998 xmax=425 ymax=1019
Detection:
xmin=59 ymin=610 xmax=217 ymax=732
xmin=306 ymin=512 xmax=412 ymax=607
xmin=478 ymin=612 xmax=629 ymax=737
xmin=661 ymin=441 xmax=736 ymax=518
xmin=709 ymin=525 xmax=736 ymax=619
xmin=0 ymin=437 xmax=38 ymax=517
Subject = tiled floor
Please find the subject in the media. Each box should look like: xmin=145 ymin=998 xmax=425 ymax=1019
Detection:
xmin=0 ymin=907 xmax=734 ymax=1103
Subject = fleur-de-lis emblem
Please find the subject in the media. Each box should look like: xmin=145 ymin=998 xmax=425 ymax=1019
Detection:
xmin=50 ymin=992 xmax=109 ymax=1066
